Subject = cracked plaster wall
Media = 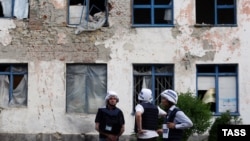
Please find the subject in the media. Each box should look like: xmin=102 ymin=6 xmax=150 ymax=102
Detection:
xmin=0 ymin=0 xmax=250 ymax=138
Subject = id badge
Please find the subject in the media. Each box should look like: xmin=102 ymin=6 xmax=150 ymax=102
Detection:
xmin=162 ymin=124 xmax=169 ymax=139
xmin=105 ymin=125 xmax=112 ymax=131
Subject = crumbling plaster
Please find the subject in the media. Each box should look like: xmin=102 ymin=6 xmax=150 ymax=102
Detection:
xmin=0 ymin=19 xmax=16 ymax=46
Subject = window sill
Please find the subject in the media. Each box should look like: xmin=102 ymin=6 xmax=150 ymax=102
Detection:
xmin=194 ymin=24 xmax=238 ymax=27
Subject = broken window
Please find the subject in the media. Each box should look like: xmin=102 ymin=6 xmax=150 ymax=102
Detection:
xmin=0 ymin=64 xmax=28 ymax=108
xmin=68 ymin=0 xmax=109 ymax=34
xmin=0 ymin=0 xmax=29 ymax=19
xmin=133 ymin=64 xmax=174 ymax=112
xmin=66 ymin=64 xmax=107 ymax=114
xmin=196 ymin=0 xmax=237 ymax=26
xmin=132 ymin=0 xmax=173 ymax=27
xmin=197 ymin=64 xmax=239 ymax=115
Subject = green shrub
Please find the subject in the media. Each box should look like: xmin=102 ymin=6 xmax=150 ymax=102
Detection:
xmin=177 ymin=92 xmax=212 ymax=141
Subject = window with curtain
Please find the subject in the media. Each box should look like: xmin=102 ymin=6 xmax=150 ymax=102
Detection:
xmin=0 ymin=64 xmax=28 ymax=108
xmin=0 ymin=0 xmax=29 ymax=19
xmin=196 ymin=64 xmax=239 ymax=115
xmin=133 ymin=64 xmax=174 ymax=111
xmin=66 ymin=64 xmax=107 ymax=114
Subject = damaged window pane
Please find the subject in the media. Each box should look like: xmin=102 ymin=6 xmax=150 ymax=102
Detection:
xmin=133 ymin=64 xmax=174 ymax=112
xmin=0 ymin=64 xmax=28 ymax=108
xmin=196 ymin=64 xmax=238 ymax=115
xmin=68 ymin=0 xmax=109 ymax=34
xmin=0 ymin=0 xmax=29 ymax=19
xmin=66 ymin=64 xmax=107 ymax=114
xmin=132 ymin=0 xmax=173 ymax=27
xmin=196 ymin=0 xmax=237 ymax=26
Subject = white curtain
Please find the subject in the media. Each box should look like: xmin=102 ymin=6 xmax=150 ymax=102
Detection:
xmin=0 ymin=66 xmax=27 ymax=108
xmin=0 ymin=75 xmax=10 ymax=108
xmin=0 ymin=0 xmax=29 ymax=19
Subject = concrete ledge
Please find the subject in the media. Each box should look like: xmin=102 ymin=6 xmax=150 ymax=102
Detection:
xmin=0 ymin=133 xmax=207 ymax=141
xmin=0 ymin=133 xmax=136 ymax=141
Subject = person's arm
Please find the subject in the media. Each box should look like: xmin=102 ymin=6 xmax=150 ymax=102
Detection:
xmin=95 ymin=122 xmax=112 ymax=137
xmin=95 ymin=122 xmax=100 ymax=132
xmin=173 ymin=111 xmax=193 ymax=129
xmin=135 ymin=111 xmax=143 ymax=131
xmin=158 ymin=106 xmax=167 ymax=116
xmin=118 ymin=124 xmax=125 ymax=136
xmin=95 ymin=109 xmax=110 ymax=136
xmin=135 ymin=104 xmax=146 ymax=134
xmin=118 ymin=110 xmax=125 ymax=137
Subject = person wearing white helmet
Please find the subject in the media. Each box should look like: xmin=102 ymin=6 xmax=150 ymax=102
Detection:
xmin=104 ymin=90 xmax=120 ymax=105
xmin=157 ymin=89 xmax=193 ymax=141
xmin=135 ymin=88 xmax=166 ymax=141
xmin=95 ymin=91 xmax=125 ymax=141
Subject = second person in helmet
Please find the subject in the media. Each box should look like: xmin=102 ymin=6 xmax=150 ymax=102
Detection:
xmin=157 ymin=89 xmax=193 ymax=141
xmin=135 ymin=88 xmax=167 ymax=141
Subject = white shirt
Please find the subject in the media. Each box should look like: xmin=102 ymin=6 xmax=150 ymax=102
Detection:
xmin=135 ymin=103 xmax=166 ymax=139
xmin=168 ymin=105 xmax=193 ymax=129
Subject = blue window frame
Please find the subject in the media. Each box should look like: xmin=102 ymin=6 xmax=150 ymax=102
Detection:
xmin=66 ymin=64 xmax=107 ymax=114
xmin=0 ymin=0 xmax=29 ymax=19
xmin=67 ymin=0 xmax=109 ymax=26
xmin=132 ymin=0 xmax=174 ymax=27
xmin=133 ymin=64 xmax=174 ymax=111
xmin=196 ymin=0 xmax=237 ymax=26
xmin=0 ymin=64 xmax=28 ymax=108
xmin=196 ymin=64 xmax=239 ymax=115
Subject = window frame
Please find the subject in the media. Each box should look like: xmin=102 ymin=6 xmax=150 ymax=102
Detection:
xmin=67 ymin=0 xmax=109 ymax=26
xmin=132 ymin=64 xmax=174 ymax=113
xmin=195 ymin=0 xmax=237 ymax=27
xmin=0 ymin=0 xmax=29 ymax=19
xmin=0 ymin=63 xmax=28 ymax=108
xmin=66 ymin=63 xmax=107 ymax=114
xmin=196 ymin=64 xmax=239 ymax=116
xmin=132 ymin=0 xmax=174 ymax=27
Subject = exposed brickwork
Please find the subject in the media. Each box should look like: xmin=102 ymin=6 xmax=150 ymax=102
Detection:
xmin=0 ymin=0 xmax=115 ymax=62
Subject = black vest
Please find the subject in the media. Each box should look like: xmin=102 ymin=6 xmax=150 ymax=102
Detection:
xmin=99 ymin=107 xmax=122 ymax=135
xmin=164 ymin=107 xmax=184 ymax=141
xmin=135 ymin=102 xmax=159 ymax=132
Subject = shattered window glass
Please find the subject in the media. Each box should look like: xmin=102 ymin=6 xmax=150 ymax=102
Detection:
xmin=68 ymin=0 xmax=109 ymax=34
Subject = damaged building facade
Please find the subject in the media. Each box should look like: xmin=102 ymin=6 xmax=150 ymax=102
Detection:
xmin=0 ymin=0 xmax=250 ymax=140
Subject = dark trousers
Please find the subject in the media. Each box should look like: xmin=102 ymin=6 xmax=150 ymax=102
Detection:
xmin=163 ymin=139 xmax=181 ymax=141
xmin=99 ymin=138 xmax=119 ymax=141
xmin=137 ymin=137 xmax=157 ymax=141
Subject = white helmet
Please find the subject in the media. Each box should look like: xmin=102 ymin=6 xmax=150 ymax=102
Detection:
xmin=105 ymin=91 xmax=119 ymax=102
xmin=138 ymin=88 xmax=153 ymax=102
xmin=160 ymin=89 xmax=178 ymax=104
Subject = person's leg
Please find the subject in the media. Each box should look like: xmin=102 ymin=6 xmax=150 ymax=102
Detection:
xmin=163 ymin=139 xmax=180 ymax=141
xmin=137 ymin=137 xmax=157 ymax=141
xmin=99 ymin=138 xmax=106 ymax=141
